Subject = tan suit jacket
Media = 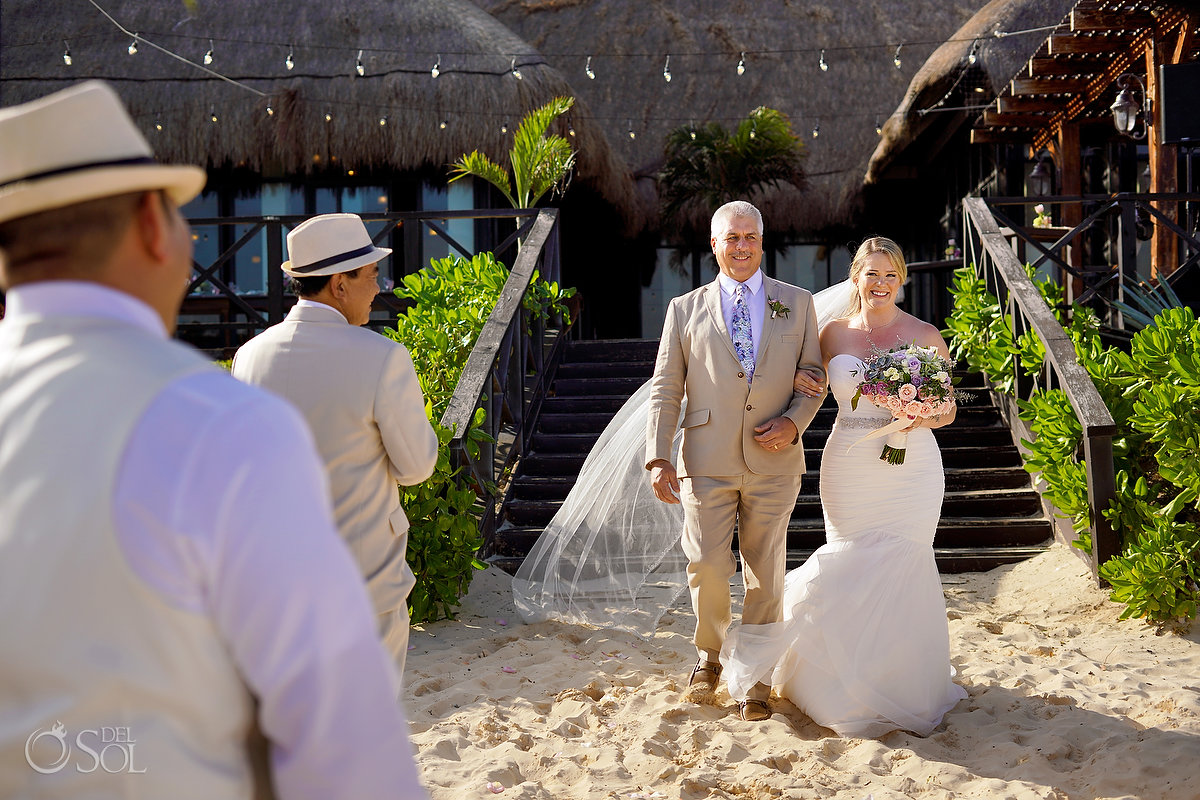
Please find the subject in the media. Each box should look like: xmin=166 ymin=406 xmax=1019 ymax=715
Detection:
xmin=232 ymin=303 xmax=438 ymax=617
xmin=646 ymin=276 xmax=825 ymax=477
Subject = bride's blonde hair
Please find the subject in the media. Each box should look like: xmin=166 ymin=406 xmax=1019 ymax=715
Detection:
xmin=842 ymin=236 xmax=908 ymax=319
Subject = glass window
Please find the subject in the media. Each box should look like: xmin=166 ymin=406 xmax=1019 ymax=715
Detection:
xmin=183 ymin=191 xmax=220 ymax=295
xmin=419 ymin=178 xmax=475 ymax=267
xmin=641 ymin=248 xmax=695 ymax=338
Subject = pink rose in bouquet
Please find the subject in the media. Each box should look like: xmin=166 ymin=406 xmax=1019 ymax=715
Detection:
xmin=851 ymin=343 xmax=960 ymax=465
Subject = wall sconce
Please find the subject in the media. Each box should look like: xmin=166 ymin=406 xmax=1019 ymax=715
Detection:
xmin=1028 ymin=151 xmax=1054 ymax=196
xmin=1110 ymin=73 xmax=1148 ymax=139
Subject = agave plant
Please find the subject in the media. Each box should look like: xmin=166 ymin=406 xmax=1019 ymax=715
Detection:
xmin=449 ymin=96 xmax=576 ymax=211
xmin=1110 ymin=277 xmax=1187 ymax=330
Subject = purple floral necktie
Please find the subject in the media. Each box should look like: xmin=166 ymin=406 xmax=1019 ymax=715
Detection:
xmin=731 ymin=282 xmax=754 ymax=383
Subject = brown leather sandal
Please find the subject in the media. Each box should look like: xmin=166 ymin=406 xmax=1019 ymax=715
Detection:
xmin=687 ymin=659 xmax=722 ymax=691
xmin=737 ymin=698 xmax=771 ymax=722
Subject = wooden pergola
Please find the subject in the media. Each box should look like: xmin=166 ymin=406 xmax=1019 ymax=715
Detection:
xmin=971 ymin=0 xmax=1198 ymax=277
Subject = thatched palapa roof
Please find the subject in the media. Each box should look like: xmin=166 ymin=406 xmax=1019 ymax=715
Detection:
xmin=865 ymin=0 xmax=1078 ymax=183
xmin=474 ymin=0 xmax=990 ymax=235
xmin=0 ymin=0 xmax=636 ymax=219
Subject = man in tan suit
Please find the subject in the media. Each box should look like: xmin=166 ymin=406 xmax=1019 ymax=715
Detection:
xmin=646 ymin=200 xmax=825 ymax=721
xmin=233 ymin=213 xmax=438 ymax=681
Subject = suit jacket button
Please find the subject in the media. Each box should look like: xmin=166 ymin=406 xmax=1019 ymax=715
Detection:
xmin=746 ymin=404 xmax=752 ymax=411
xmin=737 ymin=371 xmax=745 ymax=379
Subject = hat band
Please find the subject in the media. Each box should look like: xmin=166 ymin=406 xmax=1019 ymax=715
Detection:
xmin=290 ymin=243 xmax=379 ymax=275
xmin=0 ymin=156 xmax=158 ymax=190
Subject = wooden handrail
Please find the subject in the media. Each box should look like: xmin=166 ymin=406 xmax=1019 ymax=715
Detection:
xmin=962 ymin=196 xmax=1119 ymax=577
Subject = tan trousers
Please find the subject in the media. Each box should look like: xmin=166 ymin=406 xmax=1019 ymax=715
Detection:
xmin=379 ymin=605 xmax=410 ymax=697
xmin=680 ymin=472 xmax=802 ymax=666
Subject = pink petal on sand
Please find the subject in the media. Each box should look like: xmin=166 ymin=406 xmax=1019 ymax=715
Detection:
xmin=496 ymin=619 xmax=507 ymax=626
xmin=501 ymin=666 xmax=516 ymax=674
xmin=486 ymin=781 xmax=505 ymax=793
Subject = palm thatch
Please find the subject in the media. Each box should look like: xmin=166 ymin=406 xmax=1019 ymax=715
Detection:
xmin=0 ymin=0 xmax=637 ymax=221
xmin=474 ymin=0 xmax=990 ymax=235
xmin=865 ymin=0 xmax=1078 ymax=184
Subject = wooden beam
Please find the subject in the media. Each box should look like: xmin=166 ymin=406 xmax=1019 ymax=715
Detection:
xmin=1011 ymin=77 xmax=1092 ymax=95
xmin=1171 ymin=15 xmax=1195 ymax=63
xmin=970 ymin=129 xmax=1034 ymax=144
xmin=983 ymin=110 xmax=1055 ymax=128
xmin=1028 ymin=56 xmax=1106 ymax=77
xmin=1148 ymin=22 xmax=1179 ymax=277
xmin=1058 ymin=123 xmax=1083 ymax=275
xmin=1070 ymin=10 xmax=1154 ymax=32
xmin=997 ymin=96 xmax=1069 ymax=113
xmin=1048 ymin=33 xmax=1132 ymax=55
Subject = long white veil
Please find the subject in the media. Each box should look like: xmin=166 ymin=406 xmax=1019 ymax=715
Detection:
xmin=512 ymin=280 xmax=856 ymax=637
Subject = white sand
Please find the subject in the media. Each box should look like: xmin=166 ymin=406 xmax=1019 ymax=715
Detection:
xmin=405 ymin=544 xmax=1200 ymax=799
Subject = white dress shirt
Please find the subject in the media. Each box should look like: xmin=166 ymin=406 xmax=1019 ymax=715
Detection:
xmin=2 ymin=282 xmax=428 ymax=800
xmin=717 ymin=268 xmax=766 ymax=360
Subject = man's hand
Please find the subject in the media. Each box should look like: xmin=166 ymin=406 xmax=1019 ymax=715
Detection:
xmin=754 ymin=417 xmax=799 ymax=451
xmin=649 ymin=460 xmax=681 ymax=504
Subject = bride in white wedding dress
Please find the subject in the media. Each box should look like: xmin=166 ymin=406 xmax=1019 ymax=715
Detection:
xmin=514 ymin=237 xmax=966 ymax=737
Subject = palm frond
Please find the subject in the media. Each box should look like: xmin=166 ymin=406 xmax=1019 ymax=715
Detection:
xmin=449 ymin=151 xmax=516 ymax=208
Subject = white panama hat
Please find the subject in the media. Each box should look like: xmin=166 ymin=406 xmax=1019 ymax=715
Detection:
xmin=281 ymin=213 xmax=392 ymax=277
xmin=0 ymin=81 xmax=206 ymax=225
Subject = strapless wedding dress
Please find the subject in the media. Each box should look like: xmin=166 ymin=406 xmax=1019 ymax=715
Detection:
xmin=720 ymin=353 xmax=967 ymax=737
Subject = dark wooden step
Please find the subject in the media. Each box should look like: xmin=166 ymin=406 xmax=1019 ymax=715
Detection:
xmin=564 ymin=339 xmax=660 ymax=362
xmin=554 ymin=361 xmax=654 ymax=379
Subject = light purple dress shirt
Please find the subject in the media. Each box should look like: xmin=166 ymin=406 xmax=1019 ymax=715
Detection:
xmin=2 ymin=282 xmax=429 ymax=800
xmin=717 ymin=268 xmax=766 ymax=360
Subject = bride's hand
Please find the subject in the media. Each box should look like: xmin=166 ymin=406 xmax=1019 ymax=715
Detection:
xmin=900 ymin=415 xmax=921 ymax=432
xmin=793 ymin=368 xmax=824 ymax=398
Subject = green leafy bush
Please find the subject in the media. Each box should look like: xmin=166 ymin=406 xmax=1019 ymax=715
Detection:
xmin=387 ymin=251 xmax=573 ymax=623
xmin=946 ymin=267 xmax=1200 ymax=630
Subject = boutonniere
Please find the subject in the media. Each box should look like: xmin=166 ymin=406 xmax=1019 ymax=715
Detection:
xmin=768 ymin=297 xmax=791 ymax=319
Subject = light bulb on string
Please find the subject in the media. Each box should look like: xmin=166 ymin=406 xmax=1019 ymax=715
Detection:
xmin=209 ymin=108 xmax=218 ymax=124
xmin=285 ymin=46 xmax=295 ymax=71
xmin=819 ymin=49 xmax=828 ymax=72
xmin=663 ymin=55 xmax=672 ymax=83
xmin=627 ymin=120 xmax=636 ymax=140
xmin=128 ymin=35 xmax=139 ymax=56
xmin=568 ymin=123 xmax=576 ymax=137
xmin=266 ymin=104 xmax=275 ymax=117
xmin=874 ymin=119 xmax=883 ymax=135
xmin=585 ymin=55 xmax=595 ymax=80
xmin=62 ymin=41 xmax=72 ymax=65
xmin=689 ymin=120 xmax=697 ymax=140
xmin=431 ymin=55 xmax=441 ymax=78
xmin=510 ymin=57 xmax=522 ymax=80
xmin=154 ymin=120 xmax=163 ymax=132
xmin=736 ymin=52 xmax=746 ymax=76
xmin=893 ymin=44 xmax=902 ymax=69
xmin=204 ymin=40 xmax=214 ymax=66
xmin=501 ymin=121 xmax=508 ymax=134
xmin=439 ymin=119 xmax=447 ymax=130
xmin=749 ymin=123 xmax=756 ymax=140
xmin=379 ymin=115 xmax=388 ymax=127
xmin=324 ymin=111 xmax=332 ymax=123
xmin=811 ymin=121 xmax=820 ymax=138
xmin=356 ymin=50 xmax=364 ymax=77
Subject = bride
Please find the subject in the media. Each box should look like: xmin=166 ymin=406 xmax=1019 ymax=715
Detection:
xmin=514 ymin=236 xmax=967 ymax=737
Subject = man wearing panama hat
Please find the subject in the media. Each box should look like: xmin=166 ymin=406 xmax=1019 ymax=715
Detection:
xmin=233 ymin=213 xmax=438 ymax=680
xmin=0 ymin=82 xmax=428 ymax=798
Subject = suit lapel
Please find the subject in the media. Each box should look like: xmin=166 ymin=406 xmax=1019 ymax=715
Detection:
xmin=703 ymin=280 xmax=740 ymax=363
xmin=756 ymin=276 xmax=780 ymax=364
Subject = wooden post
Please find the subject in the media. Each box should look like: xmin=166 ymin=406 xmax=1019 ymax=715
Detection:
xmin=1058 ymin=124 xmax=1084 ymax=302
xmin=1147 ymin=32 xmax=1179 ymax=279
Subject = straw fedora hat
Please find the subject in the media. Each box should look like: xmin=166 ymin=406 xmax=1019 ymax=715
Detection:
xmin=0 ymin=81 xmax=206 ymax=225
xmin=281 ymin=213 xmax=392 ymax=277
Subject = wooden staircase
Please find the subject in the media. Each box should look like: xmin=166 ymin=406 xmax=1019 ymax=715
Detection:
xmin=491 ymin=338 xmax=1053 ymax=574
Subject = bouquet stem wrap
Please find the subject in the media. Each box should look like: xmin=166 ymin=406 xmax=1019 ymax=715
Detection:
xmin=880 ymin=430 xmax=909 ymax=465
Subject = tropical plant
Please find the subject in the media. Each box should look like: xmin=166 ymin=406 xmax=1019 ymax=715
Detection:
xmin=1109 ymin=278 xmax=1187 ymax=330
xmin=386 ymin=251 xmax=573 ymax=622
xmin=946 ymin=267 xmax=1200 ymax=630
xmin=658 ymin=106 xmax=807 ymax=247
xmin=449 ymin=96 xmax=576 ymax=211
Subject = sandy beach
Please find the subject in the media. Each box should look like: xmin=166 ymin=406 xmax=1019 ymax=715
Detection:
xmin=405 ymin=544 xmax=1200 ymax=799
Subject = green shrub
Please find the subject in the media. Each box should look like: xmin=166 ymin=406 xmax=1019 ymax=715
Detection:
xmin=387 ymin=251 xmax=573 ymax=623
xmin=946 ymin=268 xmax=1200 ymax=630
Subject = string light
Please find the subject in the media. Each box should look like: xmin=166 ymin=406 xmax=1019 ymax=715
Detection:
xmin=431 ymin=55 xmax=441 ymax=78
xmin=893 ymin=44 xmax=902 ymax=69
xmin=379 ymin=115 xmax=387 ymax=126
xmin=689 ymin=120 xmax=697 ymax=140
xmin=663 ymin=55 xmax=671 ymax=83
xmin=501 ymin=121 xmax=508 ymax=134
xmin=62 ymin=40 xmax=72 ymax=65
xmin=154 ymin=120 xmax=162 ymax=131
xmin=568 ymin=123 xmax=576 ymax=137
xmin=324 ymin=110 xmax=332 ymax=122
xmin=627 ymin=120 xmax=636 ymax=139
xmin=510 ymin=57 xmax=522 ymax=80
xmin=209 ymin=108 xmax=218 ymax=123
xmin=874 ymin=119 xmax=883 ymax=135
xmin=749 ymin=122 xmax=756 ymax=139
xmin=203 ymin=39 xmax=214 ymax=65
xmin=127 ymin=35 xmax=138 ymax=56
xmin=266 ymin=104 xmax=274 ymax=116
xmin=811 ymin=121 xmax=820 ymax=138
xmin=285 ymin=46 xmax=295 ymax=70
xmin=439 ymin=119 xmax=447 ymax=130
xmin=585 ymin=55 xmax=595 ymax=80
xmin=356 ymin=49 xmax=364 ymax=77
xmin=819 ymin=49 xmax=828 ymax=72
xmin=736 ymin=52 xmax=746 ymax=76
xmin=967 ymin=40 xmax=978 ymax=65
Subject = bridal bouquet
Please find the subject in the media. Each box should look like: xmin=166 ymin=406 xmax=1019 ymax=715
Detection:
xmin=851 ymin=344 xmax=958 ymax=465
